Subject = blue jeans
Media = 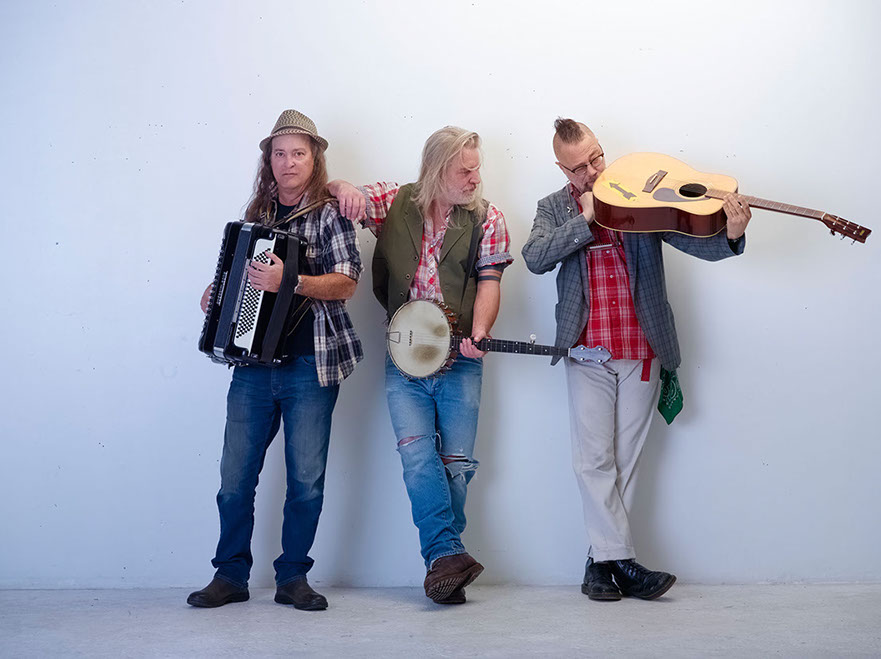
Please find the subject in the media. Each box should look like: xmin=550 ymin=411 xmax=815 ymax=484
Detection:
xmin=384 ymin=354 xmax=482 ymax=568
xmin=211 ymin=356 xmax=339 ymax=588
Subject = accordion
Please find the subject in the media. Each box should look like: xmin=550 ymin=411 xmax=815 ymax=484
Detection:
xmin=198 ymin=221 xmax=310 ymax=366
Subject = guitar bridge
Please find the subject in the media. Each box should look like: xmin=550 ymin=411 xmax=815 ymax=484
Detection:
xmin=643 ymin=169 xmax=667 ymax=193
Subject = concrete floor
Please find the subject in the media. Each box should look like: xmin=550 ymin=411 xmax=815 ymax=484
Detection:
xmin=2 ymin=585 xmax=879 ymax=658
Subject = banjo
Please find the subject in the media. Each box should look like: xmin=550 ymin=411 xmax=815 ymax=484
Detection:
xmin=387 ymin=299 xmax=612 ymax=378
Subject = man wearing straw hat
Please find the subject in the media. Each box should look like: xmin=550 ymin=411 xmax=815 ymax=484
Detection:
xmin=188 ymin=110 xmax=363 ymax=611
xmin=329 ymin=126 xmax=512 ymax=605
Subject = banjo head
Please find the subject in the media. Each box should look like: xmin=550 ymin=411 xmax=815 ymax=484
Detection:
xmin=387 ymin=299 xmax=455 ymax=378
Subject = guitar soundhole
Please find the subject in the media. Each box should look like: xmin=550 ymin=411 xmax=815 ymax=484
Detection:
xmin=679 ymin=183 xmax=707 ymax=198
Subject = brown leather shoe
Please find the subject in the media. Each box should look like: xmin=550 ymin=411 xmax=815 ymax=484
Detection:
xmin=423 ymin=553 xmax=483 ymax=603
xmin=436 ymin=586 xmax=466 ymax=605
xmin=186 ymin=577 xmax=249 ymax=608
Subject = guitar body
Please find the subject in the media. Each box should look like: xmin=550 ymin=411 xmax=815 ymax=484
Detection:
xmin=593 ymin=153 xmax=738 ymax=236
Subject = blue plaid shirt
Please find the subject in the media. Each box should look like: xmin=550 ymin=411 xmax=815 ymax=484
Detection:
xmin=260 ymin=197 xmax=363 ymax=386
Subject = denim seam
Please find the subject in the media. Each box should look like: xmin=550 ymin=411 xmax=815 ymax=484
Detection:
xmin=276 ymin=574 xmax=308 ymax=587
xmin=214 ymin=572 xmax=248 ymax=589
xmin=428 ymin=548 xmax=467 ymax=570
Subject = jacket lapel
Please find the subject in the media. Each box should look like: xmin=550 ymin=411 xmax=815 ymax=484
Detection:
xmin=623 ymin=233 xmax=639 ymax=297
xmin=404 ymin=198 xmax=423 ymax=256
xmin=439 ymin=207 xmax=469 ymax=263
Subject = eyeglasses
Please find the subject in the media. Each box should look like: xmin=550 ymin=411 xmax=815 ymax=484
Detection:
xmin=559 ymin=153 xmax=605 ymax=176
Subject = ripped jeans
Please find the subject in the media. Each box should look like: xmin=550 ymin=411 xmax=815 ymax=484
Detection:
xmin=384 ymin=353 xmax=482 ymax=568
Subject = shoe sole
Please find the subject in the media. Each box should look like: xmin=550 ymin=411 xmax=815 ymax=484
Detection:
xmin=580 ymin=584 xmax=622 ymax=601
xmin=274 ymin=593 xmax=328 ymax=611
xmin=426 ymin=564 xmax=484 ymax=603
xmin=624 ymin=575 xmax=677 ymax=600
xmin=436 ymin=588 xmax=467 ymax=605
xmin=186 ymin=592 xmax=250 ymax=608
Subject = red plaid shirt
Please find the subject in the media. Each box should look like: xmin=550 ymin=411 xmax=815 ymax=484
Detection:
xmin=572 ymin=185 xmax=654 ymax=360
xmin=359 ymin=182 xmax=512 ymax=302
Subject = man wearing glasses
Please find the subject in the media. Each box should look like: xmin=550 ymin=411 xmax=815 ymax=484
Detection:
xmin=522 ymin=119 xmax=751 ymax=602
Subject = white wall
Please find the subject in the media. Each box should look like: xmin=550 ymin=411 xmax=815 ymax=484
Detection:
xmin=2 ymin=0 xmax=879 ymax=588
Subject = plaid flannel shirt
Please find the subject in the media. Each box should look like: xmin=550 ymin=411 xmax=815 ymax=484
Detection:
xmin=262 ymin=197 xmax=363 ymax=387
xmin=569 ymin=184 xmax=654 ymax=360
xmin=522 ymin=185 xmax=744 ymax=369
xmin=357 ymin=182 xmax=513 ymax=301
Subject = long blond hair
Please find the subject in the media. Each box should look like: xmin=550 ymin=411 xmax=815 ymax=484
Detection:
xmin=412 ymin=126 xmax=487 ymax=222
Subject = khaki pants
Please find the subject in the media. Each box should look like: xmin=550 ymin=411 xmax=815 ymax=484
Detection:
xmin=565 ymin=357 xmax=661 ymax=562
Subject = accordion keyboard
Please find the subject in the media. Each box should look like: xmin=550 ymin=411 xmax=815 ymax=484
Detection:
xmin=233 ymin=238 xmax=275 ymax=353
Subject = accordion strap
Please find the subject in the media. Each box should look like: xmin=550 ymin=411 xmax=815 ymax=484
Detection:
xmin=258 ymin=196 xmax=336 ymax=363
xmin=259 ymin=235 xmax=303 ymax=364
xmin=270 ymin=197 xmax=337 ymax=230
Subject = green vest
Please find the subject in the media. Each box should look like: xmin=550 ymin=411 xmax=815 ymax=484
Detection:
xmin=372 ymin=184 xmax=483 ymax=335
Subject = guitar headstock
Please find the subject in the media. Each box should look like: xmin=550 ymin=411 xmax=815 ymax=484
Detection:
xmin=821 ymin=213 xmax=871 ymax=243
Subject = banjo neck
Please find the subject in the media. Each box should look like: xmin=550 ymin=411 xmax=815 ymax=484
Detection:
xmin=451 ymin=335 xmax=569 ymax=357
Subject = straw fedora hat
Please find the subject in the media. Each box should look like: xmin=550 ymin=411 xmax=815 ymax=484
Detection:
xmin=259 ymin=109 xmax=328 ymax=152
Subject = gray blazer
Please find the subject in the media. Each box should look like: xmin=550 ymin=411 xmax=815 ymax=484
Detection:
xmin=522 ymin=186 xmax=744 ymax=370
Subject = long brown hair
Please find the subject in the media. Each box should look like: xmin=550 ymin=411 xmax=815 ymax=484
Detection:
xmin=243 ymin=136 xmax=329 ymax=223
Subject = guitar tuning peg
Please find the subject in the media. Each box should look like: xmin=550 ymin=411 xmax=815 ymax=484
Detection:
xmin=529 ymin=334 xmax=537 ymax=344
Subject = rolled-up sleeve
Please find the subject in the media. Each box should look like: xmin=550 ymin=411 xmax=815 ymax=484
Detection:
xmin=476 ymin=203 xmax=513 ymax=270
xmin=321 ymin=205 xmax=362 ymax=280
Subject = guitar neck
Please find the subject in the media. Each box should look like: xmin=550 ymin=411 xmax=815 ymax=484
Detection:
xmin=452 ymin=335 xmax=569 ymax=357
xmin=706 ymin=189 xmax=822 ymax=219
xmin=705 ymin=188 xmax=871 ymax=243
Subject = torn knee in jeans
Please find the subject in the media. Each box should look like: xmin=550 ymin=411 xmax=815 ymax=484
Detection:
xmin=397 ymin=433 xmax=435 ymax=449
xmin=440 ymin=454 xmax=479 ymax=479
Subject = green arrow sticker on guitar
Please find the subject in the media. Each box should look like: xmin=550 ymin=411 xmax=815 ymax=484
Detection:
xmin=609 ymin=181 xmax=637 ymax=201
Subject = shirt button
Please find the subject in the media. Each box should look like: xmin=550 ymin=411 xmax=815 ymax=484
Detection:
xmin=574 ymin=238 xmax=579 ymax=243
xmin=405 ymin=274 xmax=411 ymax=280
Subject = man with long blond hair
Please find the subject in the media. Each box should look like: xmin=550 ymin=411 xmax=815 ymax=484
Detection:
xmin=330 ymin=126 xmax=512 ymax=604
xmin=189 ymin=109 xmax=363 ymax=611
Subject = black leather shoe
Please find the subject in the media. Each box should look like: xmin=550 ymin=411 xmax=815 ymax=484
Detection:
xmin=436 ymin=586 xmax=466 ymax=605
xmin=609 ymin=559 xmax=676 ymax=600
xmin=275 ymin=578 xmax=328 ymax=611
xmin=581 ymin=558 xmax=622 ymax=601
xmin=187 ymin=577 xmax=249 ymax=608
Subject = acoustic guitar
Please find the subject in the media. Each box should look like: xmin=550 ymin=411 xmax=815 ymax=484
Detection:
xmin=592 ymin=153 xmax=870 ymax=243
